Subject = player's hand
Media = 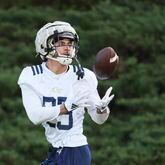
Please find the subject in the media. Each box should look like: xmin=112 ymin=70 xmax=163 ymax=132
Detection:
xmin=96 ymin=87 xmax=114 ymax=112
xmin=64 ymin=91 xmax=90 ymax=111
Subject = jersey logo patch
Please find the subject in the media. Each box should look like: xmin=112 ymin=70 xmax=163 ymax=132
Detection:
xmin=31 ymin=64 xmax=43 ymax=75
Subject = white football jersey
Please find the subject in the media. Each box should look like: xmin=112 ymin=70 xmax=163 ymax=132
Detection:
xmin=18 ymin=62 xmax=109 ymax=147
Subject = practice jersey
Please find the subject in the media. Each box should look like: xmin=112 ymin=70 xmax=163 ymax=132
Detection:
xmin=18 ymin=62 xmax=109 ymax=147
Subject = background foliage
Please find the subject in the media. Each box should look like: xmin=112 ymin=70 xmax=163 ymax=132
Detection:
xmin=0 ymin=0 xmax=164 ymax=164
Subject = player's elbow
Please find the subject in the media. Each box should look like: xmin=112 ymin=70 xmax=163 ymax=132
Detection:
xmin=27 ymin=113 xmax=42 ymax=125
xmin=29 ymin=117 xmax=40 ymax=125
xmin=30 ymin=118 xmax=41 ymax=125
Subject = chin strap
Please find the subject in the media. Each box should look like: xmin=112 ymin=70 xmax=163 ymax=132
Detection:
xmin=74 ymin=57 xmax=85 ymax=80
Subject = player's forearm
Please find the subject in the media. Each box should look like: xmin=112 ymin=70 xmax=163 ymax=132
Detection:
xmin=23 ymin=103 xmax=61 ymax=125
xmin=24 ymin=103 xmax=68 ymax=124
xmin=20 ymin=84 xmax=63 ymax=124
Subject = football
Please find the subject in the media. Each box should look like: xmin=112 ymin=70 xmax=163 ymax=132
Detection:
xmin=93 ymin=47 xmax=119 ymax=80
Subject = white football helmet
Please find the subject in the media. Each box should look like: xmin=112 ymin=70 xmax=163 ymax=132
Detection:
xmin=35 ymin=21 xmax=79 ymax=65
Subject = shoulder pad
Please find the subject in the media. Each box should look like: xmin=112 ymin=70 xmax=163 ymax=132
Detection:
xmin=80 ymin=68 xmax=98 ymax=90
xmin=18 ymin=64 xmax=43 ymax=85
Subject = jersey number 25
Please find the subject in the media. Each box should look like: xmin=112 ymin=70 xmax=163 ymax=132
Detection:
xmin=43 ymin=96 xmax=73 ymax=130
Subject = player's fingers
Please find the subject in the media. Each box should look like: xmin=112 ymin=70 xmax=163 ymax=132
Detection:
xmin=101 ymin=94 xmax=114 ymax=107
xmin=108 ymin=94 xmax=115 ymax=102
xmin=104 ymin=87 xmax=113 ymax=98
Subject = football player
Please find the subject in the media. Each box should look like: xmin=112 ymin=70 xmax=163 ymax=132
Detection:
xmin=18 ymin=21 xmax=114 ymax=165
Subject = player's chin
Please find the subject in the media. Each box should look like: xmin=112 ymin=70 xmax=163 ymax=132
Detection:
xmin=63 ymin=53 xmax=70 ymax=57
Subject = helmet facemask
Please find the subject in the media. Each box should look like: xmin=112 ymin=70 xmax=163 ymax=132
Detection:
xmin=44 ymin=31 xmax=79 ymax=65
